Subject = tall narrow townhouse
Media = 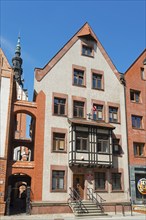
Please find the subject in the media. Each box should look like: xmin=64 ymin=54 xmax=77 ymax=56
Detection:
xmin=0 ymin=49 xmax=13 ymax=215
xmin=125 ymin=49 xmax=146 ymax=205
xmin=33 ymin=23 xmax=130 ymax=214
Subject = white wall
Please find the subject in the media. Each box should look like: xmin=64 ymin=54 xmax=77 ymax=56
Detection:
xmin=0 ymin=77 xmax=11 ymax=157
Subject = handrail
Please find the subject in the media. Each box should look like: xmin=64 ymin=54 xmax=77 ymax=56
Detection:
xmin=68 ymin=187 xmax=88 ymax=214
xmin=87 ymin=188 xmax=105 ymax=212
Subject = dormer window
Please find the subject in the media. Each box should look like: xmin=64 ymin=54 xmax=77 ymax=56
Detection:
xmin=81 ymin=43 xmax=94 ymax=57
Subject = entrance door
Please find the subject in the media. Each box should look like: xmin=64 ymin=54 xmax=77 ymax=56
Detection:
xmin=73 ymin=174 xmax=84 ymax=199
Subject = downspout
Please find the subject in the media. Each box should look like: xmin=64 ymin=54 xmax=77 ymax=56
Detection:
xmin=120 ymin=74 xmax=131 ymax=201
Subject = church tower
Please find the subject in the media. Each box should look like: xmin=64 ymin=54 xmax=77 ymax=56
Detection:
xmin=12 ymin=36 xmax=23 ymax=86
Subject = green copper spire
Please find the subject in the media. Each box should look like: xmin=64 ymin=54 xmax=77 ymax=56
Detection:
xmin=12 ymin=35 xmax=23 ymax=85
xmin=15 ymin=36 xmax=21 ymax=56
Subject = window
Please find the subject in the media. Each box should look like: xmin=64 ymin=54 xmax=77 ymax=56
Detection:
xmin=93 ymin=104 xmax=103 ymax=120
xmin=112 ymin=173 xmax=122 ymax=190
xmin=95 ymin=172 xmax=106 ymax=190
xmin=53 ymin=133 xmax=65 ymax=151
xmin=97 ymin=136 xmax=109 ymax=153
xmin=73 ymin=101 xmax=85 ymax=118
xmin=82 ymin=45 xmax=93 ymax=57
xmin=141 ymin=67 xmax=146 ymax=80
xmin=92 ymin=73 xmax=102 ymax=90
xmin=109 ymin=107 xmax=118 ymax=123
xmin=130 ymin=90 xmax=140 ymax=103
xmin=52 ymin=171 xmax=65 ymax=190
xmin=73 ymin=69 xmax=85 ymax=86
xmin=113 ymin=139 xmax=121 ymax=155
xmin=76 ymin=132 xmax=88 ymax=151
xmin=54 ymin=97 xmax=66 ymax=116
xmin=132 ymin=115 xmax=142 ymax=129
xmin=134 ymin=143 xmax=144 ymax=157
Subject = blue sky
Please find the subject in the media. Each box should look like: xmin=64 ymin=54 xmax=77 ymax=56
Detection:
xmin=1 ymin=0 xmax=146 ymax=100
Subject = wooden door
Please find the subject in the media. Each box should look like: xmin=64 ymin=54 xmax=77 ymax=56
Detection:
xmin=73 ymin=174 xmax=84 ymax=199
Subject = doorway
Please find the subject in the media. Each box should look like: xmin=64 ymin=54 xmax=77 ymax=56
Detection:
xmin=73 ymin=174 xmax=84 ymax=199
xmin=6 ymin=174 xmax=31 ymax=215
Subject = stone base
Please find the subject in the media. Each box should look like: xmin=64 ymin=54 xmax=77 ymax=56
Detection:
xmin=0 ymin=202 xmax=6 ymax=216
xmin=31 ymin=202 xmax=72 ymax=215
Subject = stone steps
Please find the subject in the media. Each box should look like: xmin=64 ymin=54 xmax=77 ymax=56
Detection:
xmin=70 ymin=200 xmax=107 ymax=217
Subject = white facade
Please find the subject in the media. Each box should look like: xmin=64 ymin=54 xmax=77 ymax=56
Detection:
xmin=0 ymin=49 xmax=13 ymax=158
xmin=34 ymin=24 xmax=130 ymax=203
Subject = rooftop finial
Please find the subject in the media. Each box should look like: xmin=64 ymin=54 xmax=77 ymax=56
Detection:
xmin=15 ymin=36 xmax=21 ymax=56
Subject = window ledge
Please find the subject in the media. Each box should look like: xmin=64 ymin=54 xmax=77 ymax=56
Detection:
xmin=132 ymin=127 xmax=144 ymax=131
xmin=109 ymin=122 xmax=121 ymax=125
xmin=81 ymin=54 xmax=94 ymax=58
xmin=111 ymin=190 xmax=124 ymax=193
xmin=73 ymin=84 xmax=86 ymax=88
xmin=95 ymin=190 xmax=108 ymax=193
xmin=52 ymin=151 xmax=67 ymax=154
xmin=51 ymin=190 xmax=67 ymax=193
xmin=92 ymin=88 xmax=104 ymax=91
xmin=130 ymin=101 xmax=142 ymax=104
xmin=53 ymin=114 xmax=67 ymax=118
xmin=134 ymin=156 xmax=146 ymax=158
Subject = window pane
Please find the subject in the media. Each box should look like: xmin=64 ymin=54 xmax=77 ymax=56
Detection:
xmin=59 ymin=178 xmax=64 ymax=189
xmin=95 ymin=172 xmax=105 ymax=189
xmin=54 ymin=104 xmax=58 ymax=114
xmin=73 ymin=69 xmax=84 ymax=86
xmin=135 ymin=93 xmax=139 ymax=102
xmin=53 ymin=133 xmax=65 ymax=151
xmin=132 ymin=116 xmax=142 ymax=128
xmin=52 ymin=177 xmax=56 ymax=190
xmin=60 ymin=104 xmax=65 ymax=115
xmin=82 ymin=139 xmax=87 ymax=151
xmin=59 ymin=140 xmax=65 ymax=150
xmin=112 ymin=173 xmax=121 ymax=190
xmin=52 ymin=171 xmax=65 ymax=190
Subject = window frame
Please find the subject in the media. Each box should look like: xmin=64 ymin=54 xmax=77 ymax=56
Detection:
xmin=72 ymin=65 xmax=86 ymax=87
xmin=111 ymin=172 xmax=122 ymax=191
xmin=92 ymin=100 xmax=105 ymax=121
xmin=72 ymin=96 xmax=86 ymax=119
xmin=52 ymin=93 xmax=68 ymax=117
xmin=113 ymin=139 xmax=121 ymax=156
xmin=81 ymin=43 xmax=94 ymax=57
xmin=97 ymin=139 xmax=109 ymax=154
xmin=51 ymin=128 xmax=67 ymax=153
xmin=95 ymin=172 xmax=106 ymax=191
xmin=131 ymin=115 xmax=143 ymax=129
xmin=76 ymin=131 xmax=89 ymax=152
xmin=130 ymin=89 xmax=141 ymax=103
xmin=141 ymin=67 xmax=146 ymax=80
xmin=133 ymin=142 xmax=145 ymax=157
xmin=107 ymin=102 xmax=120 ymax=124
xmin=91 ymin=69 xmax=104 ymax=91
xmin=50 ymin=165 xmax=67 ymax=192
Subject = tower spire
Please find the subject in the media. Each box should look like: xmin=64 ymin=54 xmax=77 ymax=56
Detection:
xmin=12 ymin=36 xmax=23 ymax=86
xmin=15 ymin=36 xmax=21 ymax=56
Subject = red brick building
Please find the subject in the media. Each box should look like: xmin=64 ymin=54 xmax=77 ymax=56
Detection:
xmin=125 ymin=49 xmax=146 ymax=204
xmin=0 ymin=40 xmax=46 ymax=215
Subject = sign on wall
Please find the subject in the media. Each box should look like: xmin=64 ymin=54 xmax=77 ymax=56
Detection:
xmin=137 ymin=178 xmax=146 ymax=195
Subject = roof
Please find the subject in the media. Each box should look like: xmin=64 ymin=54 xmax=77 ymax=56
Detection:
xmin=35 ymin=22 xmax=120 ymax=82
xmin=125 ymin=48 xmax=146 ymax=75
xmin=68 ymin=118 xmax=115 ymax=129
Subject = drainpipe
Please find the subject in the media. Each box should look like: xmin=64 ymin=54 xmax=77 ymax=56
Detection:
xmin=120 ymin=74 xmax=131 ymax=202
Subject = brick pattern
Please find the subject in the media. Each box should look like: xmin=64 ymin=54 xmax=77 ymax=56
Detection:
xmin=125 ymin=50 xmax=146 ymax=166
xmin=0 ymin=160 xmax=7 ymax=215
